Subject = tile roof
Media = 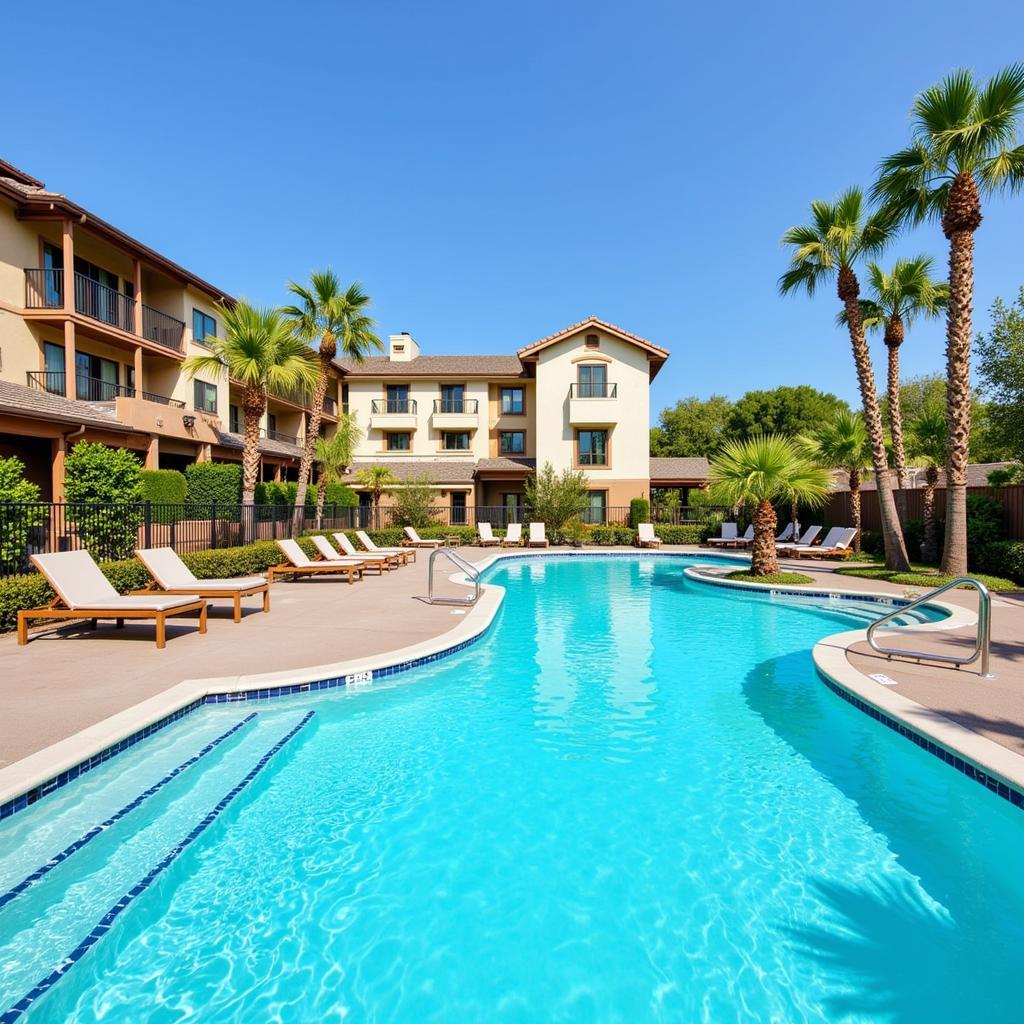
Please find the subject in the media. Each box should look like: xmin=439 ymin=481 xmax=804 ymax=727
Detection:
xmin=517 ymin=316 xmax=670 ymax=358
xmin=476 ymin=457 xmax=536 ymax=473
xmin=0 ymin=379 xmax=132 ymax=431
xmin=215 ymin=430 xmax=304 ymax=459
xmin=343 ymin=460 xmax=477 ymax=483
xmin=334 ymin=355 xmax=526 ymax=377
xmin=649 ymin=457 xmax=710 ymax=481
xmin=831 ymin=462 xmax=1021 ymax=491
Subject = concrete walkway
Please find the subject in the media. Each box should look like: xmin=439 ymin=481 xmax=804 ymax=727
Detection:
xmin=1 ymin=546 xmax=1021 ymax=768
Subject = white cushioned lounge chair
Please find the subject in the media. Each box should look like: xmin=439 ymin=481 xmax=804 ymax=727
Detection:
xmin=707 ymin=523 xmax=738 ymax=547
xmin=528 ymin=522 xmax=548 ymax=548
xmin=403 ymin=526 xmax=442 ymax=549
xmin=136 ymin=547 xmax=269 ymax=623
xmin=355 ymin=530 xmax=414 ymax=564
xmin=637 ymin=523 xmax=662 ymax=548
xmin=310 ymin=535 xmax=387 ymax=574
xmin=333 ymin=532 xmax=404 ymax=568
xmin=776 ymin=524 xmax=822 ymax=551
xmin=780 ymin=526 xmax=857 ymax=559
xmin=269 ymin=539 xmax=365 ymax=584
xmin=19 ymin=550 xmax=207 ymax=649
xmin=502 ymin=523 xmax=522 ymax=547
xmin=477 ymin=522 xmax=500 ymax=547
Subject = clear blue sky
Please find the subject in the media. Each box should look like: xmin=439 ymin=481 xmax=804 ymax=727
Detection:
xmin=3 ymin=1 xmax=1022 ymax=423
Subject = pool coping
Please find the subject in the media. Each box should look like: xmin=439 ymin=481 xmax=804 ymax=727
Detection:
xmin=3 ymin=548 xmax=1022 ymax=820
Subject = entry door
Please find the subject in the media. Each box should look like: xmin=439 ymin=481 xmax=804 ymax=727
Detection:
xmin=502 ymin=493 xmax=523 ymax=524
xmin=451 ymin=491 xmax=467 ymax=525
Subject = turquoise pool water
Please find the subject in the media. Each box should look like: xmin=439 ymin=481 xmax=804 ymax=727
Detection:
xmin=1 ymin=555 xmax=1022 ymax=1023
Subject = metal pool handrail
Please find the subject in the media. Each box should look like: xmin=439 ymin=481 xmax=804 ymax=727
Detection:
xmin=426 ymin=547 xmax=481 ymax=606
xmin=866 ymin=576 xmax=994 ymax=679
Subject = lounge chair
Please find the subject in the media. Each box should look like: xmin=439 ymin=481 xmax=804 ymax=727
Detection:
xmin=136 ymin=547 xmax=269 ymax=623
xmin=310 ymin=535 xmax=386 ymax=574
xmin=775 ymin=523 xmax=795 ymax=543
xmin=333 ymin=532 xmax=405 ymax=569
xmin=528 ymin=522 xmax=548 ymax=548
xmin=355 ymin=530 xmax=414 ymax=564
xmin=18 ymin=550 xmax=207 ymax=649
xmin=637 ymin=523 xmax=662 ymax=548
xmin=403 ymin=526 xmax=442 ymax=549
xmin=269 ymin=539 xmax=365 ymax=584
xmin=781 ymin=526 xmax=857 ymax=559
xmin=502 ymin=523 xmax=522 ymax=547
xmin=732 ymin=525 xmax=756 ymax=548
xmin=706 ymin=523 xmax=739 ymax=547
xmin=776 ymin=524 xmax=822 ymax=551
xmin=477 ymin=522 xmax=500 ymax=547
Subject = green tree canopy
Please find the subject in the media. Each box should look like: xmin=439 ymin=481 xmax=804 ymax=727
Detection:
xmin=650 ymin=395 xmax=732 ymax=457
xmin=976 ymin=287 xmax=1024 ymax=461
xmin=725 ymin=386 xmax=849 ymax=441
xmin=524 ymin=463 xmax=589 ymax=533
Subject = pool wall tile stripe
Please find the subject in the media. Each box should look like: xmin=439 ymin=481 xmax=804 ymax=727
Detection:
xmin=0 ymin=713 xmax=257 ymax=912
xmin=0 ymin=710 xmax=315 ymax=1024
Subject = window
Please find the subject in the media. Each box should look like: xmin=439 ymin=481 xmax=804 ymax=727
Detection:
xmin=577 ymin=429 xmax=608 ymax=466
xmin=442 ymin=431 xmax=470 ymax=451
xmin=268 ymin=413 xmax=277 ymax=433
xmin=386 ymin=384 xmax=410 ymax=413
xmin=440 ymin=383 xmax=465 ymax=413
xmin=500 ymin=387 xmax=524 ymax=415
xmin=386 ymin=432 xmax=411 ymax=451
xmin=502 ymin=493 xmax=524 ymax=521
xmin=43 ymin=342 xmax=65 ymax=394
xmin=585 ymin=333 xmax=599 ymax=349
xmin=341 ymin=383 xmax=350 ymax=414
xmin=499 ymin=430 xmax=525 ymax=454
xmin=583 ymin=491 xmax=607 ymax=524
xmin=75 ymin=352 xmax=120 ymax=401
xmin=192 ymin=309 xmax=217 ymax=345
xmin=229 ymin=404 xmax=241 ymax=433
xmin=193 ymin=380 xmax=218 ymax=414
xmin=577 ymin=364 xmax=608 ymax=398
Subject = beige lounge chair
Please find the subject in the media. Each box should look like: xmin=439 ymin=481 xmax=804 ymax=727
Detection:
xmin=528 ymin=522 xmax=548 ymax=548
xmin=333 ymin=532 xmax=404 ymax=568
xmin=709 ymin=524 xmax=753 ymax=548
xmin=403 ymin=526 xmax=442 ymax=548
xmin=502 ymin=523 xmax=522 ymax=547
xmin=477 ymin=522 xmax=500 ymax=547
xmin=637 ymin=523 xmax=662 ymax=548
xmin=269 ymin=539 xmax=365 ymax=584
xmin=355 ymin=530 xmax=414 ymax=564
xmin=781 ymin=526 xmax=857 ymax=559
xmin=136 ymin=547 xmax=269 ymax=623
xmin=777 ymin=524 xmax=822 ymax=551
xmin=310 ymin=535 xmax=387 ymax=574
xmin=775 ymin=523 xmax=795 ymax=543
xmin=19 ymin=550 xmax=207 ymax=649
xmin=706 ymin=523 xmax=739 ymax=547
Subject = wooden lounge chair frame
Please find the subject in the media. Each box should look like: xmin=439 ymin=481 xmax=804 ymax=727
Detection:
xmin=528 ymin=524 xmax=549 ymax=548
xmin=268 ymin=560 xmax=364 ymax=584
xmin=331 ymin=533 xmax=406 ymax=570
xmin=355 ymin=531 xmax=415 ymax=564
xmin=134 ymin=579 xmax=268 ymax=623
xmin=402 ymin=527 xmax=443 ymax=549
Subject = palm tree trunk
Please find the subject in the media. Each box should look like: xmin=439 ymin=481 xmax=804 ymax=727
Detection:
xmin=241 ymin=393 xmax=265 ymax=506
xmin=750 ymin=499 xmax=779 ymax=576
xmin=921 ymin=466 xmax=939 ymax=564
xmin=292 ymin=352 xmax=331 ymax=530
xmin=838 ymin=266 xmax=910 ymax=572
xmin=886 ymin=339 xmax=908 ymax=523
xmin=849 ymin=467 xmax=862 ymax=552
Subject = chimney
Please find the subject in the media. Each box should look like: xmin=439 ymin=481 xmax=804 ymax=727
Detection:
xmin=388 ymin=332 xmax=419 ymax=362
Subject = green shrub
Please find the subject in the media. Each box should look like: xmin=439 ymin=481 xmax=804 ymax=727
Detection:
xmin=185 ymin=463 xmax=241 ymax=512
xmin=64 ymin=443 xmax=144 ymax=560
xmin=902 ymin=518 xmax=926 ymax=562
xmin=654 ymin=523 xmax=714 ymax=544
xmin=589 ymin=524 xmax=634 ymax=545
xmin=966 ymin=494 xmax=1005 ymax=565
xmin=139 ymin=469 xmax=187 ymax=524
xmin=859 ymin=530 xmax=884 ymax=556
xmin=323 ymin=483 xmax=358 ymax=507
xmin=561 ymin=518 xmax=588 ymax=546
xmin=629 ymin=498 xmax=650 ymax=528
xmin=976 ymin=541 xmax=1024 ymax=585
xmin=0 ymin=455 xmax=43 ymax=574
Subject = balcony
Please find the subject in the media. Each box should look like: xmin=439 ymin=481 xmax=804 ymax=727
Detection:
xmin=431 ymin=397 xmax=479 ymax=430
xmin=262 ymin=427 xmax=300 ymax=445
xmin=26 ymin=371 xmax=184 ymax=408
xmin=24 ymin=269 xmax=185 ymax=353
xmin=370 ymin=398 xmax=418 ymax=430
xmin=568 ymin=381 xmax=619 ymax=426
xmin=323 ymin=395 xmax=338 ymax=417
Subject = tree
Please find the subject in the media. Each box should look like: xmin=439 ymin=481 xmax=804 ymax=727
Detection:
xmin=391 ymin=475 xmax=438 ymax=529
xmin=976 ymin=287 xmax=1024 ymax=461
xmin=524 ymin=462 xmax=589 ymax=535
xmin=841 ymin=257 xmax=948 ymax=516
xmin=800 ymin=410 xmax=872 ymax=551
xmin=0 ymin=455 xmax=42 ymax=574
xmin=283 ymin=270 xmax=382 ymax=529
xmin=780 ymin=188 xmax=911 ymax=571
xmin=183 ymin=302 xmax=317 ymax=505
xmin=651 ymin=395 xmax=733 ymax=456
xmin=709 ymin=435 xmax=831 ymax=576
xmin=906 ymin=405 xmax=948 ymax=563
xmin=725 ymin=386 xmax=848 ymax=441
xmin=313 ymin=413 xmax=363 ymax=526
xmin=355 ymin=465 xmax=396 ymax=524
xmin=873 ymin=64 xmax=1024 ymax=576
xmin=63 ymin=443 xmax=144 ymax=560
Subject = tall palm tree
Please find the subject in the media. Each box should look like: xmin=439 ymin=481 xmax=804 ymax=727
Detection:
xmin=312 ymin=413 xmax=362 ymax=526
xmin=709 ymin=435 xmax=831 ymax=577
xmin=906 ymin=405 xmax=948 ymax=564
xmin=355 ymin=465 xmax=396 ymax=528
xmin=183 ymin=302 xmax=318 ymax=505
xmin=873 ymin=64 xmax=1024 ymax=575
xmin=779 ymin=188 xmax=911 ymax=571
xmin=839 ymin=257 xmax=948 ymax=519
xmin=799 ymin=409 xmax=873 ymax=551
xmin=283 ymin=269 xmax=382 ymax=528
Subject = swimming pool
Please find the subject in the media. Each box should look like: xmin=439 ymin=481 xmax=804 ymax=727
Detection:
xmin=1 ymin=554 xmax=1022 ymax=1022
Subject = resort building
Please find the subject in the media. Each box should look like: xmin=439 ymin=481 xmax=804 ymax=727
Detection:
xmin=0 ymin=158 xmax=707 ymax=514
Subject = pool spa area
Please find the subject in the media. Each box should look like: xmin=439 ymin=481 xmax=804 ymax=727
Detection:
xmin=1 ymin=554 xmax=1022 ymax=1023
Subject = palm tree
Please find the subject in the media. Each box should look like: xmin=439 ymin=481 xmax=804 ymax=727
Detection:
xmin=312 ymin=413 xmax=362 ymax=526
xmin=839 ymin=257 xmax=948 ymax=520
xmin=183 ymin=302 xmax=318 ymax=505
xmin=355 ymin=465 xmax=396 ymax=528
xmin=800 ymin=410 xmax=872 ymax=551
xmin=873 ymin=64 xmax=1024 ymax=575
xmin=283 ymin=269 xmax=382 ymax=528
xmin=709 ymin=435 xmax=831 ymax=576
xmin=906 ymin=405 xmax=948 ymax=564
xmin=780 ymin=188 xmax=911 ymax=571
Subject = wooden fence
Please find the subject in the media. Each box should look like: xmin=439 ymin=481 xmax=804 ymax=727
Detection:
xmin=823 ymin=485 xmax=1024 ymax=540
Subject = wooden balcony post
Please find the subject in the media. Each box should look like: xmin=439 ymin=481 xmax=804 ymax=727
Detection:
xmin=132 ymin=259 xmax=143 ymax=338
xmin=51 ymin=436 xmax=67 ymax=501
xmin=64 ymin=321 xmax=76 ymax=400
xmin=134 ymin=346 xmax=143 ymax=399
xmin=61 ymin=218 xmax=74 ymax=314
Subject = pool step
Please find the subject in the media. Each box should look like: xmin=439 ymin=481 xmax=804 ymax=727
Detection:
xmin=0 ymin=710 xmax=313 ymax=1019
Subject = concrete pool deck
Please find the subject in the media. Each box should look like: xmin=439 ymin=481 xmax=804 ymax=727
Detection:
xmin=1 ymin=546 xmax=1022 ymax=800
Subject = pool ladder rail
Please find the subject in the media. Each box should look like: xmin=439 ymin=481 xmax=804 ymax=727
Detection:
xmin=426 ymin=546 xmax=481 ymax=606
xmin=866 ymin=576 xmax=994 ymax=680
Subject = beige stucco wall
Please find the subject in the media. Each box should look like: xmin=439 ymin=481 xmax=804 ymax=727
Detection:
xmin=0 ymin=200 xmax=40 ymax=310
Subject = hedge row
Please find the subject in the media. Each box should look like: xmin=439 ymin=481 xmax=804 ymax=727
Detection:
xmin=975 ymin=541 xmax=1024 ymax=586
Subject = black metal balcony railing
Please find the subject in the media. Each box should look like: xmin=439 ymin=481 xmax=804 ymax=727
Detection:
xmin=142 ymin=305 xmax=185 ymax=353
xmin=75 ymin=274 xmax=135 ymax=333
xmin=24 ymin=268 xmax=63 ymax=308
xmin=569 ymin=382 xmax=618 ymax=399
xmin=323 ymin=395 xmax=338 ymax=416
xmin=371 ymin=399 xmax=417 ymax=415
xmin=26 ymin=370 xmax=184 ymax=408
xmin=432 ymin=399 xmax=479 ymax=414
xmin=262 ymin=427 xmax=300 ymax=445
